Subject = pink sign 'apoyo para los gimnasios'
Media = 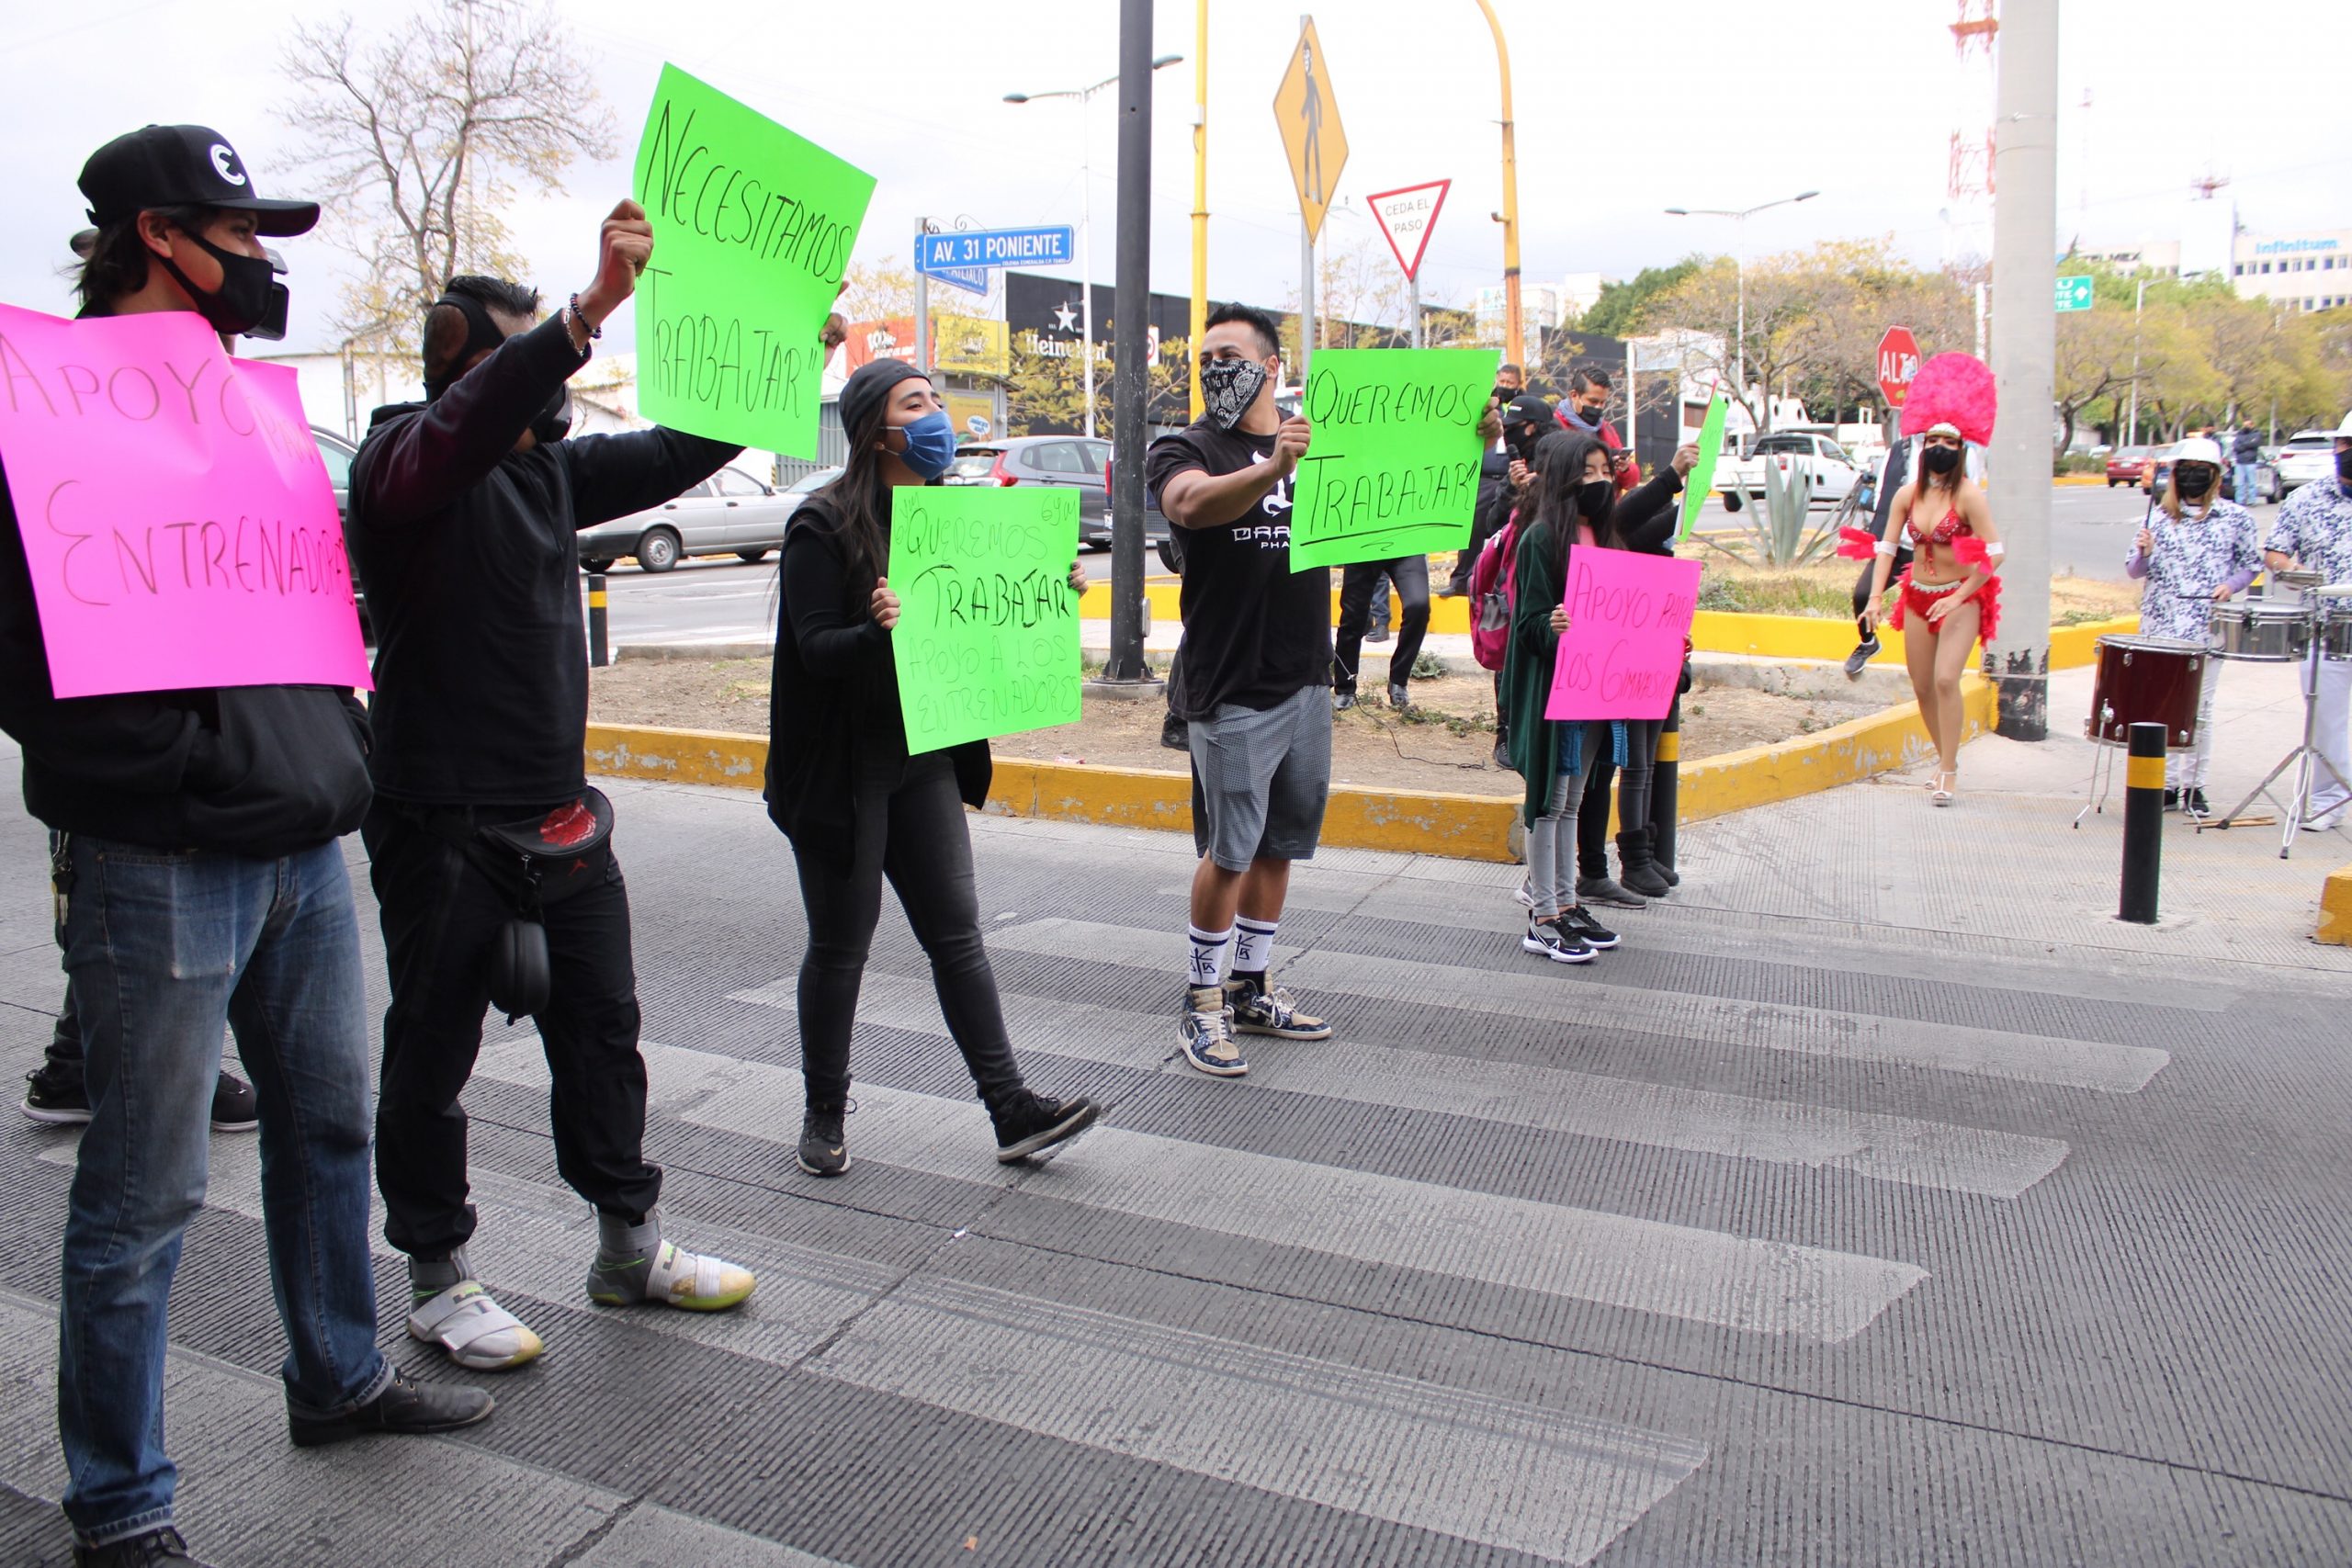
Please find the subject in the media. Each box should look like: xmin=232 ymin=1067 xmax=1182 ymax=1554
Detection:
xmin=1544 ymin=547 xmax=1702 ymax=723
xmin=0 ymin=303 xmax=369 ymax=698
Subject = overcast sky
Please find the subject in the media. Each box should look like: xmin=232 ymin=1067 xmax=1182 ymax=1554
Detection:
xmin=7 ymin=0 xmax=2347 ymax=356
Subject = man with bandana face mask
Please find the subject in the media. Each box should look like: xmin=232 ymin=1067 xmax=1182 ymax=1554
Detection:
xmin=0 ymin=125 xmax=496 ymax=1568
xmin=347 ymin=202 xmax=759 ymax=1373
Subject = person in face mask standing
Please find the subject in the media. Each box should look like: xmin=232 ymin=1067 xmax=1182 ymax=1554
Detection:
xmin=0 ymin=125 xmax=492 ymax=1568
xmin=2125 ymin=437 xmax=2258 ymax=817
xmin=1555 ymin=367 xmax=1640 ymax=491
xmin=2260 ymin=410 xmax=2352 ymax=830
xmin=768 ymin=359 xmax=1102 ymax=1175
xmin=346 ymin=204 xmax=759 ymax=1374
xmin=1145 ymin=304 xmax=1334 ymax=1077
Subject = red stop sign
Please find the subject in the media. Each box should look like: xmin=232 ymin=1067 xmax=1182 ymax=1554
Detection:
xmin=1876 ymin=326 xmax=1920 ymax=407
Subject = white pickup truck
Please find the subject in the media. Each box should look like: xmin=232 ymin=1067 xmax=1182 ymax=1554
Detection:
xmin=1717 ymin=431 xmax=1864 ymax=506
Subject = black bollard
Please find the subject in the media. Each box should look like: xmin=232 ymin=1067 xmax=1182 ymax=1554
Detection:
xmin=587 ymin=570 xmax=609 ymax=668
xmin=2118 ymin=719 xmax=2165 ymax=924
xmin=1652 ymin=698 xmax=1681 ymax=878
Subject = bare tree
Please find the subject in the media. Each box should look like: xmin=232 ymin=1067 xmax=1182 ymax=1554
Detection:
xmin=280 ymin=0 xmax=616 ymax=354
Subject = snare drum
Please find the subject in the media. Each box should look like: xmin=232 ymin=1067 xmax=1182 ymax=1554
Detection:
xmin=2267 ymin=569 xmax=2326 ymax=606
xmin=2087 ymin=635 xmax=2204 ymax=750
xmin=2209 ymin=601 xmax=2314 ymax=663
xmin=2324 ymin=602 xmax=2352 ymax=661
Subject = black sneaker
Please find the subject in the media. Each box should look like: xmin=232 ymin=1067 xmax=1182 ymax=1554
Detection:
xmin=1843 ymin=637 xmax=1880 ymax=679
xmin=1387 ymin=682 xmax=1410 ymax=710
xmin=1577 ymin=875 xmax=1647 ymax=909
xmin=1521 ymin=916 xmax=1594 ymax=965
xmin=992 ymin=1090 xmax=1101 ymax=1163
xmin=2162 ymin=787 xmax=2180 ymax=812
xmin=74 ymin=1526 xmax=209 ymax=1567
xmin=1492 ymin=738 xmax=1513 ymax=770
xmin=22 ymin=1060 xmax=91 ymax=1125
xmin=210 ymin=1072 xmax=259 ymax=1133
xmin=2185 ymin=787 xmax=2211 ymax=818
xmin=1560 ymin=904 xmax=1620 ymax=950
xmin=287 ymin=1370 xmax=493 ymax=1448
xmin=797 ymin=1101 xmax=853 ymax=1177
xmin=1332 ymin=691 xmax=1357 ymax=713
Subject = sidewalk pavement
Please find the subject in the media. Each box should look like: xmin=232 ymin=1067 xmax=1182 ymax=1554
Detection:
xmin=2 ymin=696 xmax=2349 ymax=1564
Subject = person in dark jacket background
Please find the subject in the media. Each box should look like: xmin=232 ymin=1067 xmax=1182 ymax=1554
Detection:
xmin=348 ymin=201 xmax=755 ymax=1374
xmin=2232 ymin=421 xmax=2264 ymax=507
xmin=0 ymin=125 xmax=490 ymax=1568
xmin=1555 ymin=367 xmax=1641 ymax=491
xmin=767 ymin=358 xmax=1102 ymax=1176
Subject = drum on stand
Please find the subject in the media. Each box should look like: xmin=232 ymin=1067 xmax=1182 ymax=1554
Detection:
xmin=2265 ymin=568 xmax=2326 ymax=606
xmin=2086 ymin=635 xmax=2205 ymax=750
xmin=2323 ymin=601 xmax=2352 ymax=662
xmin=2209 ymin=601 xmax=2315 ymax=663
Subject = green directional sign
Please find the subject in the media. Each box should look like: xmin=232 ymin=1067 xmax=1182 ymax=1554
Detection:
xmin=2054 ymin=275 xmax=2095 ymax=312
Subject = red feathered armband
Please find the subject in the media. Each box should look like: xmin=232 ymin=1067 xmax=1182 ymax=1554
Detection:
xmin=1954 ymin=536 xmax=1996 ymax=570
xmin=1837 ymin=526 xmax=1880 ymax=561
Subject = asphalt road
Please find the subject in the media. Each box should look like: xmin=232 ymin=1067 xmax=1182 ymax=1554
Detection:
xmin=582 ymin=484 xmax=2253 ymax=652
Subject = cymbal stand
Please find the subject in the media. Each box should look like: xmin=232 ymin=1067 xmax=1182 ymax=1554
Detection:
xmin=2217 ymin=633 xmax=2352 ymax=858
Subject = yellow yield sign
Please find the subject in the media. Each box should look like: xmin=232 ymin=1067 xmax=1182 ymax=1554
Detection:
xmin=1273 ymin=18 xmax=1349 ymax=242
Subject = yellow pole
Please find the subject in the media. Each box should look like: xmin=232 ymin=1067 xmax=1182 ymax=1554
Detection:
xmin=1474 ymin=0 xmax=1521 ymax=368
xmin=1189 ymin=0 xmax=1209 ymax=419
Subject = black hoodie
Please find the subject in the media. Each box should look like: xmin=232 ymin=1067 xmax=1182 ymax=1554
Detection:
xmin=0 ymin=466 xmax=372 ymax=857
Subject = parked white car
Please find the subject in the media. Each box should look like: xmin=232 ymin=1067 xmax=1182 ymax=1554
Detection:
xmin=2274 ymin=430 xmax=2336 ymax=494
xmin=1717 ymin=432 xmax=1862 ymax=505
xmin=576 ymin=465 xmax=837 ymax=573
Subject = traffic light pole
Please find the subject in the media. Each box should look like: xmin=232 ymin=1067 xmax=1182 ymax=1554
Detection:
xmin=1102 ymin=0 xmax=1158 ymax=688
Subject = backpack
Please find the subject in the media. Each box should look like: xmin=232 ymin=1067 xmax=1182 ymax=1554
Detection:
xmin=1469 ymin=512 xmax=1521 ymax=671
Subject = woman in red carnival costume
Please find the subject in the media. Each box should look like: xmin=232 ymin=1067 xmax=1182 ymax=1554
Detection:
xmin=1847 ymin=354 xmax=2004 ymax=806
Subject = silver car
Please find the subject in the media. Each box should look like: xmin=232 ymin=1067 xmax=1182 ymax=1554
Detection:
xmin=576 ymin=464 xmax=819 ymax=573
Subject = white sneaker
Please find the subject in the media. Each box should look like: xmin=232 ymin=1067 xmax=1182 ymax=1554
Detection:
xmin=408 ymin=1280 xmax=545 ymax=1371
xmin=2305 ymin=802 xmax=2349 ymax=832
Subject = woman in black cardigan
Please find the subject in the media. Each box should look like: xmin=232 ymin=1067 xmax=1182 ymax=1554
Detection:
xmin=767 ymin=359 xmax=1100 ymax=1177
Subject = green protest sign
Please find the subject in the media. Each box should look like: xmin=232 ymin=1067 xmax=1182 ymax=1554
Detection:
xmin=1677 ymin=393 xmax=1729 ymax=543
xmin=632 ymin=62 xmax=876 ymax=457
xmin=888 ymin=486 xmax=1082 ymax=754
xmin=1286 ymin=347 xmax=1499 ymax=570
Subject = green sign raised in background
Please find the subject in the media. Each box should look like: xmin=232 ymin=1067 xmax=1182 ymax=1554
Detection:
xmin=888 ymin=486 xmax=1082 ymax=755
xmin=2054 ymin=274 xmax=2095 ymax=312
xmin=632 ymin=62 xmax=876 ymax=457
xmin=1285 ymin=346 xmax=1501 ymax=570
xmin=1678 ymin=393 xmax=1730 ymax=543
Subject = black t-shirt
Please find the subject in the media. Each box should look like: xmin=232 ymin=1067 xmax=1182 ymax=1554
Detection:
xmin=1144 ymin=422 xmax=1332 ymax=720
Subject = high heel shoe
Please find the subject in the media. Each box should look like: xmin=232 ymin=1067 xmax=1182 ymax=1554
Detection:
xmin=1931 ymin=770 xmax=1957 ymax=807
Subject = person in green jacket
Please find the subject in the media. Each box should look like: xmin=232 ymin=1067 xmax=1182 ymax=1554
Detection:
xmin=1503 ymin=433 xmax=1623 ymax=964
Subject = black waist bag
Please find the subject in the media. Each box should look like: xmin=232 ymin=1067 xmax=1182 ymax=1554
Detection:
xmin=425 ymin=789 xmax=616 ymax=1021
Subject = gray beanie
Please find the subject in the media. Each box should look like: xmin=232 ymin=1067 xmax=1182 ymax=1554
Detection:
xmin=840 ymin=358 xmax=930 ymax=446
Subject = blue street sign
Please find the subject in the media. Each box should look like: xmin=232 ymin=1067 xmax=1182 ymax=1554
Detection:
xmin=917 ymin=226 xmax=1076 ymax=273
xmin=927 ymin=265 xmax=990 ymax=297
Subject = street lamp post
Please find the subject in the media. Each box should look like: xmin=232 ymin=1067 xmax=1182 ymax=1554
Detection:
xmin=1005 ymin=53 xmax=1182 ymax=441
xmin=1664 ymin=190 xmax=1818 ymax=430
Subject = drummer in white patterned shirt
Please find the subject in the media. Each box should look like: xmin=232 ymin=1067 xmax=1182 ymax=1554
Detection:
xmin=2126 ymin=437 xmax=2260 ymax=817
xmin=2262 ymin=410 xmax=2352 ymax=830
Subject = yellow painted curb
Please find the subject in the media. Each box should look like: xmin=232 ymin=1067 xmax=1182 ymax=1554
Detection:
xmin=2052 ymin=474 xmax=2110 ymax=486
xmin=2318 ymin=864 xmax=2352 ymax=946
xmin=585 ymin=674 xmax=1991 ymax=863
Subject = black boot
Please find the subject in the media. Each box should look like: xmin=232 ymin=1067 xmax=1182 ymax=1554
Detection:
xmin=1618 ymin=827 xmax=1671 ymax=898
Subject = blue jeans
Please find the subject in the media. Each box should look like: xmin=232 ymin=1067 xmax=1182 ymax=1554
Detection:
xmin=56 ymin=835 xmax=390 ymax=1546
xmin=2236 ymin=461 xmax=2259 ymax=505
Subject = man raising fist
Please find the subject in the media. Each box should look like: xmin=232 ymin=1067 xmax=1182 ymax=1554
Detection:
xmin=348 ymin=199 xmax=758 ymax=1372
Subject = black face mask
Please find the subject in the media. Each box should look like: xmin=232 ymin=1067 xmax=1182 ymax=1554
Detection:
xmin=1492 ymin=383 xmax=1520 ymax=408
xmin=1577 ymin=479 xmax=1615 ymax=519
xmin=1507 ymin=423 xmax=1544 ymax=461
xmin=1921 ymin=443 xmax=1962 ymax=475
xmin=1577 ymin=401 xmax=1606 ymax=423
xmin=2173 ymin=465 xmax=2212 ymax=500
xmin=2336 ymin=449 xmax=2352 ymax=485
xmin=155 ymin=230 xmax=288 ymax=341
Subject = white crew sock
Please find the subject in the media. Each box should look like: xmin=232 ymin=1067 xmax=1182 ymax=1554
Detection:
xmin=1231 ymin=916 xmax=1278 ymax=979
xmin=1185 ymin=924 xmax=1233 ymax=989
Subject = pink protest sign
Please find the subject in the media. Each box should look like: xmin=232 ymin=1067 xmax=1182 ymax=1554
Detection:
xmin=1544 ymin=547 xmax=1702 ymax=722
xmin=0 ymin=303 xmax=369 ymax=698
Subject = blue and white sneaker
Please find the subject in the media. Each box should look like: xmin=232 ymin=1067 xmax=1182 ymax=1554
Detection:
xmin=1227 ymin=975 xmax=1332 ymax=1040
xmin=1180 ymin=985 xmax=1249 ymax=1077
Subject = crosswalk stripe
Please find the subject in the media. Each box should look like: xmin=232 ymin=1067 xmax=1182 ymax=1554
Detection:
xmin=472 ymin=1040 xmax=1928 ymax=1344
xmin=569 ymin=1506 xmax=850 ymax=1567
xmin=980 ymin=918 xmax=2170 ymax=1093
xmin=731 ymin=973 xmax=2069 ymax=1200
xmin=141 ymin=1139 xmax=1705 ymax=1565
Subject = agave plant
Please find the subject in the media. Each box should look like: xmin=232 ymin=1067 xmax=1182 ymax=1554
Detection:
xmin=1728 ymin=455 xmax=1842 ymax=569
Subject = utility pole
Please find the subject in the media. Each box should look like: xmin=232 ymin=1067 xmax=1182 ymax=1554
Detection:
xmin=1295 ymin=14 xmax=1316 ymax=378
xmin=2125 ymin=276 xmax=2145 ymax=448
xmin=1103 ymin=0 xmax=1158 ymax=687
xmin=1987 ymin=0 xmax=2056 ymax=741
xmin=1473 ymin=0 xmax=1521 ymax=367
xmin=1189 ymin=0 xmax=1209 ymax=419
xmin=913 ymin=217 xmax=933 ymax=374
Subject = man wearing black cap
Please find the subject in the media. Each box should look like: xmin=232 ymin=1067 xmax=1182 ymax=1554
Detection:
xmin=346 ymin=202 xmax=756 ymax=1374
xmin=0 ymin=124 xmax=492 ymax=1568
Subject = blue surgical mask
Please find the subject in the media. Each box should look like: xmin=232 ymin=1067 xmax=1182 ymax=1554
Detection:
xmin=896 ymin=410 xmax=959 ymax=479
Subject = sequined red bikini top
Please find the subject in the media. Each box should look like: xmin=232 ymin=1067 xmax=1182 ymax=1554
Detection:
xmin=1905 ymin=505 xmax=1972 ymax=547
